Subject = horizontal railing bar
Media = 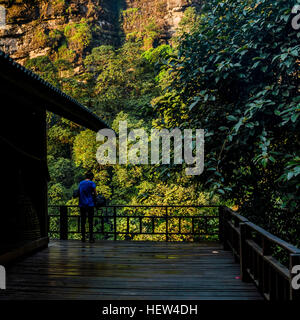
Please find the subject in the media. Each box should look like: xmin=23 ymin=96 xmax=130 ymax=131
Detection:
xmin=246 ymin=221 xmax=300 ymax=254
xmin=49 ymin=204 xmax=219 ymax=242
xmin=50 ymin=232 xmax=219 ymax=236
xmin=224 ymin=207 xmax=249 ymax=223
xmin=246 ymin=239 xmax=290 ymax=280
xmin=265 ymin=256 xmax=290 ymax=280
xmin=49 ymin=204 xmax=300 ymax=261
xmin=49 ymin=214 xmax=219 ymax=219
xmin=49 ymin=205 xmax=220 ymax=208
xmin=224 ymin=207 xmax=300 ymax=254
xmin=246 ymin=239 xmax=263 ymax=256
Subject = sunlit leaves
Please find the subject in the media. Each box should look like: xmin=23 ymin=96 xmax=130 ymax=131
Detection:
xmin=154 ymin=0 xmax=300 ymax=219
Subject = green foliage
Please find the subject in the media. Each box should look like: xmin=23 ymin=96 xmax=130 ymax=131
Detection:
xmin=48 ymin=29 xmax=64 ymax=48
xmin=83 ymin=42 xmax=159 ymax=122
xmin=143 ymin=20 xmax=161 ymax=49
xmin=122 ymin=8 xmax=140 ymax=27
xmin=25 ymin=56 xmax=60 ymax=87
xmin=154 ymin=0 xmax=300 ymax=244
xmin=55 ymin=44 xmax=76 ymax=62
xmin=39 ymin=0 xmax=299 ymax=245
xmin=48 ymin=183 xmax=65 ymax=204
xmin=172 ymin=7 xmax=201 ymax=45
xmin=33 ymin=29 xmax=49 ymax=47
xmin=73 ymin=129 xmax=98 ymax=170
xmin=142 ymin=45 xmax=174 ymax=84
xmin=121 ymin=6 xmax=162 ymax=49
xmin=142 ymin=45 xmax=173 ymax=65
xmin=48 ymin=156 xmax=75 ymax=189
xmin=64 ymin=19 xmax=92 ymax=51
xmin=47 ymin=123 xmax=76 ymax=158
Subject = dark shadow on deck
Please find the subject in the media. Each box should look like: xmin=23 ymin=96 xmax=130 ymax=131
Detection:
xmin=0 ymin=240 xmax=262 ymax=300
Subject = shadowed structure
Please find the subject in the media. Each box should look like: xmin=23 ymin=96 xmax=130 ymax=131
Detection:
xmin=0 ymin=51 xmax=108 ymax=264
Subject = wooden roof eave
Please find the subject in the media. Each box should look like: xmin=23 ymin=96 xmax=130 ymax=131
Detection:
xmin=0 ymin=51 xmax=109 ymax=132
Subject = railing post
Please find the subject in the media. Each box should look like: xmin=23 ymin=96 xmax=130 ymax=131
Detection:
xmin=166 ymin=207 xmax=169 ymax=242
xmin=262 ymin=237 xmax=272 ymax=297
xmin=113 ymin=207 xmax=117 ymax=241
xmin=218 ymin=206 xmax=224 ymax=245
xmin=239 ymin=222 xmax=251 ymax=282
xmin=59 ymin=206 xmax=68 ymax=240
xmin=219 ymin=206 xmax=229 ymax=250
xmin=290 ymin=253 xmax=300 ymax=300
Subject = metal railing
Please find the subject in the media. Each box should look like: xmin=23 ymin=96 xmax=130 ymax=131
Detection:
xmin=48 ymin=205 xmax=220 ymax=242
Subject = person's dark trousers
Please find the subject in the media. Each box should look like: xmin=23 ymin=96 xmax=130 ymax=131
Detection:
xmin=80 ymin=206 xmax=95 ymax=242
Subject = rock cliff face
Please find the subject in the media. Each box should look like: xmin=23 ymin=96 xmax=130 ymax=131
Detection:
xmin=0 ymin=0 xmax=121 ymax=65
xmin=0 ymin=0 xmax=201 ymax=67
xmin=122 ymin=0 xmax=202 ymax=40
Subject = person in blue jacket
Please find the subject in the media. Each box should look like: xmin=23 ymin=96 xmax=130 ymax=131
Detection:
xmin=79 ymin=172 xmax=97 ymax=243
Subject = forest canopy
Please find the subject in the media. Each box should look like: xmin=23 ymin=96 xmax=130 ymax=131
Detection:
xmin=23 ymin=0 xmax=299 ymax=245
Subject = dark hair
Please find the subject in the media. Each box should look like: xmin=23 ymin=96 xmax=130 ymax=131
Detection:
xmin=85 ymin=172 xmax=94 ymax=180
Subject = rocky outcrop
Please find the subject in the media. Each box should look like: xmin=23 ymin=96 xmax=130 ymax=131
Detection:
xmin=0 ymin=0 xmax=202 ymax=67
xmin=0 ymin=0 xmax=120 ymax=65
xmin=122 ymin=0 xmax=202 ymax=42
xmin=165 ymin=0 xmax=202 ymax=34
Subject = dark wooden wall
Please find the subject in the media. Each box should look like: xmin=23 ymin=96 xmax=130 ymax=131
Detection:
xmin=0 ymin=96 xmax=48 ymax=250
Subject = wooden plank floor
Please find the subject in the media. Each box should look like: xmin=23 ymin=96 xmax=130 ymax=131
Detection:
xmin=0 ymin=240 xmax=263 ymax=300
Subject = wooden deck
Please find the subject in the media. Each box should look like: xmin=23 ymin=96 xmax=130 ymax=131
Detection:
xmin=0 ymin=240 xmax=263 ymax=300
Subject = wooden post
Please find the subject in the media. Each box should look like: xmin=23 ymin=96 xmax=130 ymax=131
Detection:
xmin=289 ymin=254 xmax=300 ymax=300
xmin=59 ymin=206 xmax=68 ymax=240
xmin=178 ymin=217 xmax=181 ymax=235
xmin=239 ymin=223 xmax=251 ymax=282
xmin=218 ymin=206 xmax=223 ymax=244
xmin=219 ymin=206 xmax=229 ymax=250
xmin=268 ymin=268 xmax=276 ymax=300
xmin=113 ymin=207 xmax=117 ymax=241
xmin=139 ymin=217 xmax=142 ymax=234
xmin=127 ymin=216 xmax=130 ymax=236
xmin=101 ymin=216 xmax=104 ymax=235
xmin=166 ymin=207 xmax=169 ymax=242
xmin=152 ymin=217 xmax=155 ymax=234
xmin=262 ymin=237 xmax=271 ymax=297
xmin=40 ymin=109 xmax=48 ymax=239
